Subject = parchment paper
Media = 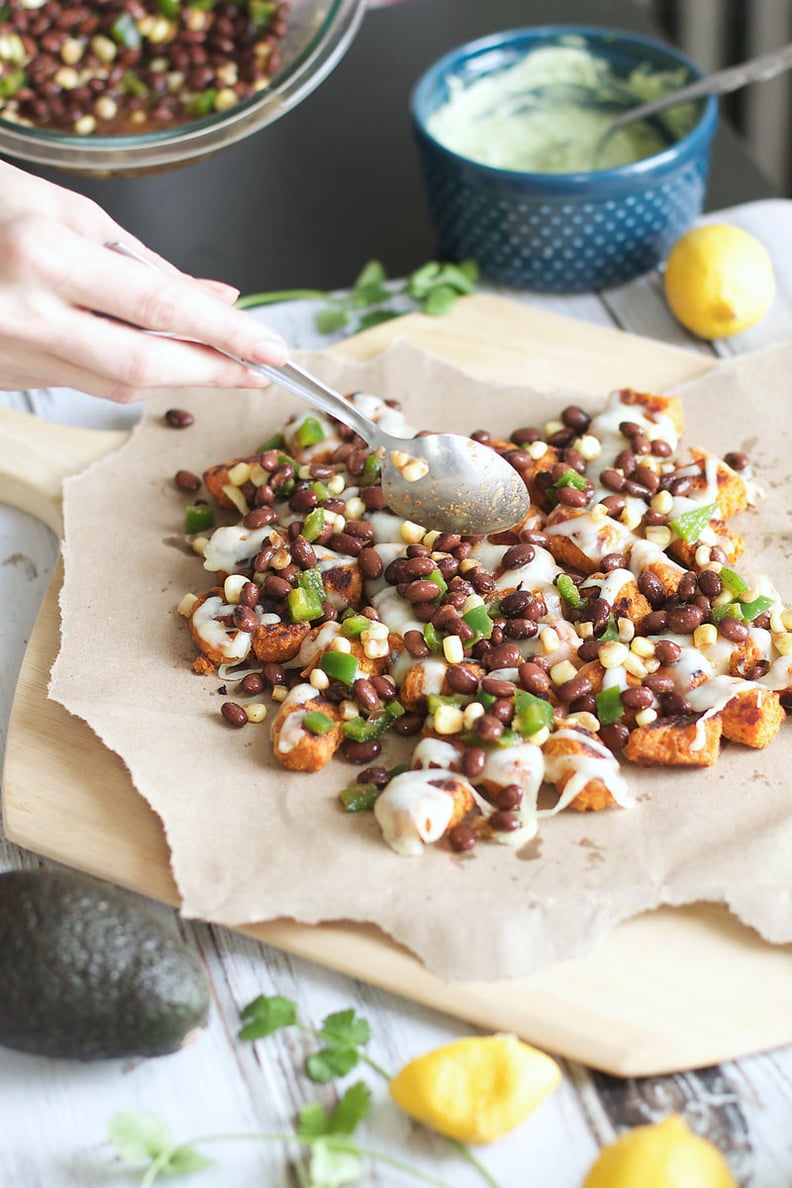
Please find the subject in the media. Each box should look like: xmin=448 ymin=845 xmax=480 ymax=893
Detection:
xmin=49 ymin=339 xmax=792 ymax=980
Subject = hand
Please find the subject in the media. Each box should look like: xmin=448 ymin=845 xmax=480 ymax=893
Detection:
xmin=0 ymin=161 xmax=289 ymax=403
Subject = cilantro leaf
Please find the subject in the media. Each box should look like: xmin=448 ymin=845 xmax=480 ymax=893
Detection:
xmin=329 ymin=1082 xmax=372 ymax=1135
xmin=308 ymin=1137 xmax=363 ymax=1188
xmin=358 ymin=309 xmax=402 ymax=330
xmin=162 ymin=1145 xmax=213 ymax=1175
xmin=306 ymin=1046 xmax=360 ymax=1083
xmin=353 ymin=259 xmax=387 ymax=290
xmin=422 ymin=284 xmax=459 ymax=317
xmin=319 ymin=1009 xmax=371 ymax=1048
xmin=239 ymin=994 xmax=298 ymax=1041
xmin=315 ymin=306 xmax=350 ymax=334
xmin=406 ymin=261 xmax=441 ymax=299
xmin=297 ymin=1101 xmax=333 ymax=1140
xmin=108 ymin=1111 xmax=172 ymax=1163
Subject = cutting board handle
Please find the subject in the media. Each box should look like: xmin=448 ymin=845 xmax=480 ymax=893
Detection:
xmin=0 ymin=406 xmax=128 ymax=536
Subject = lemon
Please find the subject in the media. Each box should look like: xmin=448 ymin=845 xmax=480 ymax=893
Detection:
xmin=583 ymin=1115 xmax=738 ymax=1188
xmin=663 ymin=223 xmax=775 ymax=339
xmin=388 ymin=1033 xmax=561 ymax=1145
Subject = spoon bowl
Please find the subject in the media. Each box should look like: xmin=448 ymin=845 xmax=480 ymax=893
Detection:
xmin=106 ymin=241 xmax=532 ymax=535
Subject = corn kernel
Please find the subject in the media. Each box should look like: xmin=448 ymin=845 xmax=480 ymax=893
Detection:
xmin=60 ymin=37 xmax=85 ymax=65
xmin=713 ymin=590 xmax=734 ymax=608
xmin=645 ymin=526 xmax=672 ymax=549
xmin=576 ymin=434 xmax=601 ymax=461
xmin=463 ymin=702 xmax=486 ymax=729
xmin=55 ymin=66 xmax=80 ymax=89
xmin=434 ymin=705 xmax=464 ymax=735
xmin=617 ymin=618 xmax=635 ymax=644
xmin=694 ymin=624 xmax=718 ymax=649
xmin=577 ymin=621 xmax=594 ymax=639
xmin=344 ymin=496 xmax=366 ymax=520
xmin=540 ymin=627 xmax=560 ymax=654
xmin=631 ymin=636 xmax=656 ymax=659
xmin=775 ymin=633 xmax=792 ymax=656
xmin=771 ymin=611 xmax=785 ymax=634
xmin=402 ymin=459 xmax=429 ymax=483
xmin=544 ymin=419 xmax=563 ymax=437
xmin=443 ymin=635 xmax=464 ymax=664
xmin=309 ymin=668 xmax=330 ymax=690
xmin=694 ymin=544 xmax=712 ymax=567
xmin=599 ymin=641 xmax=629 ymax=669
xmin=94 ymin=95 xmax=118 ymax=121
xmin=248 ymin=462 xmax=269 ymax=486
xmin=527 ymin=726 xmax=550 ymax=747
xmin=781 ymin=609 xmax=792 ymax=631
xmin=340 ymin=700 xmax=360 ymax=720
xmin=91 ymin=34 xmax=117 ymax=62
xmin=73 ymin=114 xmax=96 ymax=135
xmin=644 ymin=657 xmax=661 ymax=673
xmin=620 ymin=504 xmax=643 ymax=531
xmin=458 ymin=558 xmax=480 ymax=574
xmin=191 ymin=536 xmax=209 ymax=557
xmin=245 ymin=703 xmax=268 ymax=723
xmin=566 ymin=711 xmax=600 ymax=733
xmin=270 ymin=547 xmax=291 ymax=570
xmin=635 ymin=707 xmax=658 ymax=727
xmin=223 ymin=574 xmax=248 ymax=604
xmin=527 ymin=440 xmax=548 ymax=460
xmin=216 ymin=62 xmax=238 ymax=86
xmin=327 ymin=474 xmax=346 ymax=495
xmin=177 ymin=593 xmax=198 ymax=617
xmin=363 ymin=639 xmax=390 ymax=660
xmin=550 ymin=659 xmax=577 ymax=686
xmin=329 ymin=636 xmax=352 ymax=653
xmin=422 ymin=530 xmax=440 ymax=550
xmin=271 ymin=685 xmax=288 ymax=702
xmin=623 ymin=652 xmax=648 ymax=679
xmin=650 ymin=489 xmax=674 ymax=516
xmin=297 ymin=464 xmax=313 ymax=480
xmin=401 ymin=520 xmax=426 ymax=544
xmin=590 ymin=503 xmax=609 ymax=524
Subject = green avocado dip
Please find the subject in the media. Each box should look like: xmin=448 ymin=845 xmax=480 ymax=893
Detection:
xmin=427 ymin=43 xmax=698 ymax=173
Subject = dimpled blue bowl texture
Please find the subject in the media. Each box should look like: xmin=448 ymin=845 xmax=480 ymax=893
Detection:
xmin=410 ymin=26 xmax=718 ymax=292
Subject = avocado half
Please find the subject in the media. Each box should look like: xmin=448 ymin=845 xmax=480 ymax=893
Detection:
xmin=0 ymin=868 xmax=210 ymax=1061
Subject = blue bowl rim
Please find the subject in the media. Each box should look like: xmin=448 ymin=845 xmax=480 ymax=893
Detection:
xmin=409 ymin=24 xmax=719 ymax=189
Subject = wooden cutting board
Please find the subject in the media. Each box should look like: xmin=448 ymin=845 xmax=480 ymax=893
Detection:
xmin=5 ymin=294 xmax=792 ymax=1078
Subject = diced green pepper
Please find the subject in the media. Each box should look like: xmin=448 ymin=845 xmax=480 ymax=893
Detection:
xmin=739 ymin=595 xmax=774 ymax=621
xmin=423 ymin=622 xmax=443 ymax=654
xmin=359 ymin=453 xmax=381 ymax=486
xmin=122 ymin=70 xmax=148 ymax=98
xmin=711 ymin=602 xmax=746 ymax=626
xmin=303 ymin=710 xmax=336 ymax=736
xmin=426 ymin=693 xmax=468 ymax=714
xmin=190 ymin=88 xmax=218 ymax=118
xmin=156 ymin=0 xmax=181 ymax=16
xmin=190 ymin=0 xmax=217 ymax=8
xmin=339 ymin=783 xmax=381 ymax=813
xmin=302 ymin=507 xmax=325 ymax=542
xmin=250 ymin=0 xmax=277 ymax=24
xmin=595 ymin=685 xmax=624 ymax=726
xmin=294 ymin=416 xmax=326 ymax=449
xmin=513 ymin=690 xmax=554 ymax=738
xmin=719 ymin=567 xmax=749 ymax=595
xmin=462 ymin=603 xmax=493 ymax=642
xmin=310 ymin=480 xmax=330 ymax=502
xmin=341 ymin=701 xmax=405 ymax=741
xmin=185 ymin=503 xmax=214 ymax=534
xmin=111 ymin=12 xmax=142 ymax=48
xmin=426 ymin=568 xmax=447 ymax=598
xmin=319 ymin=650 xmax=359 ymax=685
xmin=0 ymin=69 xmax=25 ymax=99
xmin=553 ymin=468 xmax=588 ymax=491
xmin=287 ymin=587 xmax=323 ymax=623
xmin=340 ymin=614 xmax=371 ymax=638
xmin=557 ymin=574 xmax=585 ymax=610
xmin=670 ymin=501 xmax=718 ymax=545
xmin=256 ymin=432 xmax=285 ymax=452
xmin=297 ymin=566 xmax=326 ymax=603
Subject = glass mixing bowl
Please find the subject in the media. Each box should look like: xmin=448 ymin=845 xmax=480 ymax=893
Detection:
xmin=0 ymin=0 xmax=366 ymax=175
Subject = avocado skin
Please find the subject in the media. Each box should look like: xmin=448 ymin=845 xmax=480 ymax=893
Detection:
xmin=0 ymin=869 xmax=210 ymax=1061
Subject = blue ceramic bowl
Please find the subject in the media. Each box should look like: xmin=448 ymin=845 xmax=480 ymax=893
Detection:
xmin=410 ymin=26 xmax=718 ymax=292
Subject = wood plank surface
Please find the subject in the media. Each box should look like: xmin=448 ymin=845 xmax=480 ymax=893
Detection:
xmin=5 ymin=293 xmax=792 ymax=1078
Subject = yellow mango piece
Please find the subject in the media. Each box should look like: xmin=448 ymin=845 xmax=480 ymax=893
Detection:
xmin=388 ymin=1033 xmax=561 ymax=1145
xmin=583 ymin=1115 xmax=738 ymax=1188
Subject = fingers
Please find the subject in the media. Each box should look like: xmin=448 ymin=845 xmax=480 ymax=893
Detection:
xmin=51 ymin=231 xmax=288 ymax=365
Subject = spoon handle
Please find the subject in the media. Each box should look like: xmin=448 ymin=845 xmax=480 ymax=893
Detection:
xmin=610 ymin=39 xmax=792 ymax=130
xmin=104 ymin=240 xmax=379 ymax=448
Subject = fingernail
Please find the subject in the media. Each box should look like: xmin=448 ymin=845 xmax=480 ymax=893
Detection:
xmin=249 ymin=337 xmax=289 ymax=365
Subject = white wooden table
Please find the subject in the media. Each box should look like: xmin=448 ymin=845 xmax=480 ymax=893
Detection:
xmin=1 ymin=199 xmax=791 ymax=1188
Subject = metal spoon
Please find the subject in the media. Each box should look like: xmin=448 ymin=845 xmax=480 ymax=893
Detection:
xmin=598 ymin=40 xmax=792 ymax=152
xmin=105 ymin=241 xmax=531 ymax=534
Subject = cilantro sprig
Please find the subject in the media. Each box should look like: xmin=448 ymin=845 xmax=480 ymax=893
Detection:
xmin=237 ymin=258 xmax=478 ymax=336
xmin=109 ymin=994 xmax=501 ymax=1188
